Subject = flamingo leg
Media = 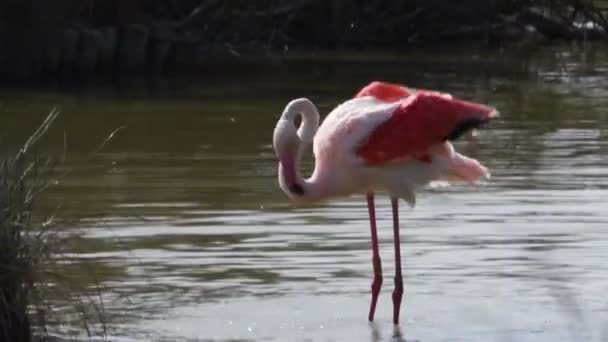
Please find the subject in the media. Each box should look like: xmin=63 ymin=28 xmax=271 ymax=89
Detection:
xmin=367 ymin=192 xmax=382 ymax=322
xmin=391 ymin=197 xmax=404 ymax=324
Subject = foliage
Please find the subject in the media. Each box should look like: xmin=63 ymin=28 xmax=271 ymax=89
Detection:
xmin=0 ymin=1 xmax=606 ymax=79
xmin=0 ymin=111 xmax=113 ymax=342
xmin=0 ymin=111 xmax=60 ymax=342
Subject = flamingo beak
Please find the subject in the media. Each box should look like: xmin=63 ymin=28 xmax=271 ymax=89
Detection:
xmin=279 ymin=155 xmax=304 ymax=196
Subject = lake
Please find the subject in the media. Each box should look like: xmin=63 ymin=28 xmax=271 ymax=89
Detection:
xmin=1 ymin=43 xmax=608 ymax=341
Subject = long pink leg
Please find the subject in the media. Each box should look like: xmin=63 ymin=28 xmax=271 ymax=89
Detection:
xmin=391 ymin=197 xmax=404 ymax=325
xmin=367 ymin=192 xmax=382 ymax=322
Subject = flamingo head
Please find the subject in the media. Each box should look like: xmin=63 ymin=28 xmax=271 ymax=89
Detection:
xmin=273 ymin=98 xmax=320 ymax=200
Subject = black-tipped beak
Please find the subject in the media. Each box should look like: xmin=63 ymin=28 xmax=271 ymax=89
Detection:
xmin=279 ymin=154 xmax=305 ymax=196
xmin=288 ymin=183 xmax=305 ymax=196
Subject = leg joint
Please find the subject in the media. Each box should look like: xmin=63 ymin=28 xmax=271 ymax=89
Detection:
xmin=394 ymin=275 xmax=403 ymax=291
xmin=372 ymin=256 xmax=382 ymax=274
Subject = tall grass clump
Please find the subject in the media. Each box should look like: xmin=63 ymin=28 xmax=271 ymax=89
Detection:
xmin=0 ymin=110 xmax=114 ymax=342
xmin=0 ymin=110 xmax=60 ymax=342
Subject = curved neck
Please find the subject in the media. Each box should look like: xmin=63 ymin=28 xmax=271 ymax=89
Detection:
xmin=277 ymin=98 xmax=328 ymax=202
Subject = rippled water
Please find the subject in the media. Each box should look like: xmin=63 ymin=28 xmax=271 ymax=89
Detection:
xmin=2 ymin=43 xmax=608 ymax=341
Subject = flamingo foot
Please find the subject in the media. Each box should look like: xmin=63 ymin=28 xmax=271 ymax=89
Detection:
xmin=368 ymin=256 xmax=383 ymax=321
xmin=392 ymin=275 xmax=404 ymax=324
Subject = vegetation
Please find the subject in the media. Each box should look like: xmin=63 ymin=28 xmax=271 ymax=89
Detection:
xmin=0 ymin=1 xmax=607 ymax=79
xmin=0 ymin=111 xmax=60 ymax=342
xmin=0 ymin=111 xmax=112 ymax=342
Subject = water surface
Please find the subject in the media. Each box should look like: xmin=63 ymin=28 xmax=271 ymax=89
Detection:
xmin=1 ymin=43 xmax=608 ymax=341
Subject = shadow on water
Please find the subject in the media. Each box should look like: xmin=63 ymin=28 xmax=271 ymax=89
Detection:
xmin=1 ymin=42 xmax=608 ymax=340
xmin=370 ymin=323 xmax=411 ymax=342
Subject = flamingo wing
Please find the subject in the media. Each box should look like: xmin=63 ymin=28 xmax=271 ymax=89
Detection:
xmin=354 ymin=81 xmax=413 ymax=102
xmin=356 ymin=90 xmax=498 ymax=165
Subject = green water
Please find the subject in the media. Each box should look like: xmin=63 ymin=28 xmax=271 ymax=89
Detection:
xmin=2 ymin=43 xmax=608 ymax=341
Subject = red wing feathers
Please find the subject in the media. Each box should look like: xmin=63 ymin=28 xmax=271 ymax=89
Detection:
xmin=354 ymin=81 xmax=413 ymax=102
xmin=356 ymin=91 xmax=498 ymax=165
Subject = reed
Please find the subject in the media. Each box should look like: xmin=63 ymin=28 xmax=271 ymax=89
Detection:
xmin=0 ymin=110 xmax=61 ymax=342
xmin=0 ymin=110 xmax=115 ymax=342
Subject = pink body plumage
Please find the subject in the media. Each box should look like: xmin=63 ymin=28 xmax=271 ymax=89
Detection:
xmin=302 ymin=82 xmax=497 ymax=205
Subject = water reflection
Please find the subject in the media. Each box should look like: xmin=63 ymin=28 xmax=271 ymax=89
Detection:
xmin=369 ymin=323 xmax=409 ymax=342
xmin=1 ymin=43 xmax=608 ymax=341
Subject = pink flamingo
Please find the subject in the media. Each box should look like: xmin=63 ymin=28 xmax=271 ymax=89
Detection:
xmin=272 ymin=81 xmax=498 ymax=324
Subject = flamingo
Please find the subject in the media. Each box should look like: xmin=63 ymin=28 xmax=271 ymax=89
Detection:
xmin=272 ymin=81 xmax=498 ymax=324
